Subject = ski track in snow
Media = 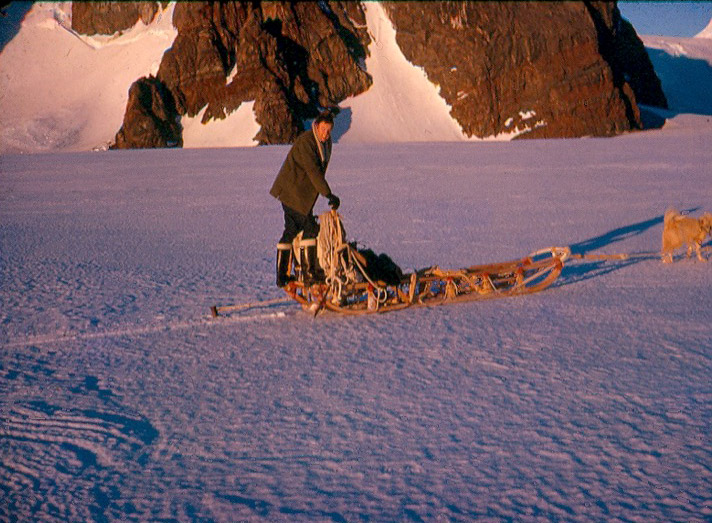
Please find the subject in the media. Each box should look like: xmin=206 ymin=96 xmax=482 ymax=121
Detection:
xmin=2 ymin=129 xmax=712 ymax=522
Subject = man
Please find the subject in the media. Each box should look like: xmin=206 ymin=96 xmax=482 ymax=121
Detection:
xmin=269 ymin=110 xmax=341 ymax=287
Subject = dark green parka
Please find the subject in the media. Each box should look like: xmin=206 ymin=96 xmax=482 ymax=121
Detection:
xmin=269 ymin=128 xmax=332 ymax=216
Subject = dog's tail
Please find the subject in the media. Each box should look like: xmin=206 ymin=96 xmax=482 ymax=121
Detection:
xmin=664 ymin=208 xmax=680 ymax=225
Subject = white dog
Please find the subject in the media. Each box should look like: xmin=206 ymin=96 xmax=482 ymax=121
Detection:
xmin=661 ymin=208 xmax=712 ymax=263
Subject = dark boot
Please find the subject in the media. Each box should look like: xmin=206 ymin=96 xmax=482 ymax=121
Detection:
xmin=300 ymin=239 xmax=324 ymax=284
xmin=276 ymin=243 xmax=294 ymax=287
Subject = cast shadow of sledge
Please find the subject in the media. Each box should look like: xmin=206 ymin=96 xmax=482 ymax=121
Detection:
xmin=553 ymin=208 xmax=700 ymax=287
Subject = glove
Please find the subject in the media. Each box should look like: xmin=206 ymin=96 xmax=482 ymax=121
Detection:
xmin=327 ymin=193 xmax=340 ymax=210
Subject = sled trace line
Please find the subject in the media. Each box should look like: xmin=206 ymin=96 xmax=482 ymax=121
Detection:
xmin=4 ymin=310 xmax=291 ymax=349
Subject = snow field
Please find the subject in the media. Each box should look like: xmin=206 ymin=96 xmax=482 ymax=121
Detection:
xmin=2 ymin=3 xmax=712 ymax=519
xmin=2 ymin=120 xmax=712 ymax=521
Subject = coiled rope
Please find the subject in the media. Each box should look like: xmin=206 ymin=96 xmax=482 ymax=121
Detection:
xmin=317 ymin=211 xmax=388 ymax=304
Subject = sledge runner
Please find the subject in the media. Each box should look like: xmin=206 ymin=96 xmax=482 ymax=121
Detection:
xmin=269 ymin=110 xmax=341 ymax=287
xmin=276 ymin=210 xmax=570 ymax=315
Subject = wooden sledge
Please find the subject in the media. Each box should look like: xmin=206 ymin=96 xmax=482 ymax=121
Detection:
xmin=280 ymin=211 xmax=570 ymax=316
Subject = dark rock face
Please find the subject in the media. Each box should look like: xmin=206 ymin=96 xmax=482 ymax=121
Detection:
xmin=112 ymin=76 xmax=182 ymax=149
xmin=72 ymin=2 xmax=162 ymax=35
xmin=155 ymin=2 xmax=372 ymax=144
xmin=383 ymin=1 xmax=666 ymax=139
xmin=608 ymin=16 xmax=668 ymax=109
xmin=96 ymin=1 xmax=667 ymax=147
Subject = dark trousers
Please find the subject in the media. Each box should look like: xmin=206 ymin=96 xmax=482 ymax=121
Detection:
xmin=279 ymin=204 xmax=319 ymax=244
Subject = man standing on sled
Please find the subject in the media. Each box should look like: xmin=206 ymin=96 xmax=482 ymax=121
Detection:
xmin=270 ymin=110 xmax=341 ymax=287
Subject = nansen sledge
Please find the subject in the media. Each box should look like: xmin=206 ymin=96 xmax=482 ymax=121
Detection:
xmin=212 ymin=211 xmax=570 ymax=317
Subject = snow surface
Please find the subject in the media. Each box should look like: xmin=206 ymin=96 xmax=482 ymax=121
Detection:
xmin=2 ymin=6 xmax=712 ymax=522
xmin=2 ymin=113 xmax=712 ymax=521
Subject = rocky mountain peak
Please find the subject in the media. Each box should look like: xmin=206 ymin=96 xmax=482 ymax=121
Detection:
xmin=382 ymin=1 xmax=666 ymax=139
xmin=72 ymin=2 xmax=164 ymax=35
xmin=72 ymin=1 xmax=666 ymax=148
xmin=153 ymin=1 xmax=372 ymax=144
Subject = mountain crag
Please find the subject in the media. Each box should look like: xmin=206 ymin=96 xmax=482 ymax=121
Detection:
xmin=72 ymin=1 xmax=666 ymax=147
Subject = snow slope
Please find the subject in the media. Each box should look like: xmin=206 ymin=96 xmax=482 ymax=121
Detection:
xmin=2 ymin=115 xmax=712 ymax=520
xmin=641 ymin=23 xmax=712 ymax=117
xmin=696 ymin=17 xmax=712 ymax=38
xmin=335 ymin=2 xmax=476 ymax=143
xmin=0 ymin=2 xmax=177 ymax=153
xmin=181 ymin=101 xmax=261 ymax=148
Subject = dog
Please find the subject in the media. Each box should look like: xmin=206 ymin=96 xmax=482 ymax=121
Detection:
xmin=661 ymin=208 xmax=712 ymax=263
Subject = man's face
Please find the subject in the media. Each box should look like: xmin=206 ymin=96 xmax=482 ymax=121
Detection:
xmin=315 ymin=121 xmax=333 ymax=142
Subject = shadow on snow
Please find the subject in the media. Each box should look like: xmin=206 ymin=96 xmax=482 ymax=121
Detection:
xmin=555 ymin=208 xmax=703 ymax=287
xmin=0 ymin=3 xmax=33 ymax=53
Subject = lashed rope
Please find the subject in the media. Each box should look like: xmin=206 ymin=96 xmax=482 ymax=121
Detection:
xmin=317 ymin=210 xmax=387 ymax=304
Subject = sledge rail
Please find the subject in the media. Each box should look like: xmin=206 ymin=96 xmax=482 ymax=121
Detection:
xmin=210 ymin=209 xmax=668 ymax=318
xmin=209 ymin=248 xmax=664 ymax=318
xmin=210 ymin=297 xmax=293 ymax=318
